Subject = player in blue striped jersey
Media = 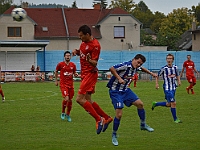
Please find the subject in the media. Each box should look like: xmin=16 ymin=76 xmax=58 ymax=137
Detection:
xmin=152 ymin=53 xmax=182 ymax=123
xmin=107 ymin=54 xmax=157 ymax=146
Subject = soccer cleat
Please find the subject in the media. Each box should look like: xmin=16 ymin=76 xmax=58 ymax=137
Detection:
xmin=65 ymin=115 xmax=72 ymax=122
xmin=112 ymin=133 xmax=118 ymax=146
xmin=151 ymin=101 xmax=157 ymax=110
xmin=60 ymin=113 xmax=65 ymax=120
xmin=2 ymin=97 xmax=5 ymax=103
xmin=186 ymin=87 xmax=189 ymax=94
xmin=96 ymin=117 xmax=105 ymax=134
xmin=191 ymin=89 xmax=195 ymax=94
xmin=174 ymin=119 xmax=182 ymax=123
xmin=102 ymin=116 xmax=113 ymax=132
xmin=141 ymin=124 xmax=154 ymax=132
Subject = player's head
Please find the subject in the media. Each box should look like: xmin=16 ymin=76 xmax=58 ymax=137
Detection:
xmin=187 ymin=55 xmax=191 ymax=61
xmin=132 ymin=54 xmax=146 ymax=68
xmin=166 ymin=53 xmax=174 ymax=65
xmin=78 ymin=25 xmax=92 ymax=42
xmin=64 ymin=51 xmax=71 ymax=62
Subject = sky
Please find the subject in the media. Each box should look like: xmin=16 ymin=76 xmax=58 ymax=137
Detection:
xmin=13 ymin=0 xmax=200 ymax=15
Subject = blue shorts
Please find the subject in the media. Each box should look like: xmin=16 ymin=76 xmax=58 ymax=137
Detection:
xmin=109 ymin=88 xmax=139 ymax=109
xmin=164 ymin=90 xmax=176 ymax=102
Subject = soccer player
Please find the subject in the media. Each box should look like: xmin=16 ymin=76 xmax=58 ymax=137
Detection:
xmin=0 ymin=66 xmax=5 ymax=102
xmin=55 ymin=51 xmax=78 ymax=122
xmin=128 ymin=72 xmax=139 ymax=87
xmin=180 ymin=55 xmax=199 ymax=94
xmin=107 ymin=54 xmax=156 ymax=146
xmin=152 ymin=53 xmax=182 ymax=123
xmin=72 ymin=25 xmax=113 ymax=134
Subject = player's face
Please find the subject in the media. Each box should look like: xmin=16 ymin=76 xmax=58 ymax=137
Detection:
xmin=132 ymin=58 xmax=144 ymax=68
xmin=78 ymin=31 xmax=90 ymax=42
xmin=187 ymin=55 xmax=191 ymax=61
xmin=166 ymin=56 xmax=174 ymax=65
xmin=64 ymin=53 xmax=71 ymax=62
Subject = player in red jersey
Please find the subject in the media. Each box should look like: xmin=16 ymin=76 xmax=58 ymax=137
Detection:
xmin=72 ymin=25 xmax=113 ymax=134
xmin=55 ymin=51 xmax=78 ymax=122
xmin=128 ymin=72 xmax=139 ymax=87
xmin=0 ymin=66 xmax=5 ymax=102
xmin=180 ymin=55 xmax=199 ymax=94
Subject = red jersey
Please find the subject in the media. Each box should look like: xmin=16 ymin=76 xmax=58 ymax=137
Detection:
xmin=79 ymin=38 xmax=101 ymax=77
xmin=183 ymin=60 xmax=195 ymax=76
xmin=56 ymin=62 xmax=76 ymax=88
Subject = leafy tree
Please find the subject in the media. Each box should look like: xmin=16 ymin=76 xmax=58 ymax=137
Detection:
xmin=150 ymin=11 xmax=166 ymax=33
xmin=93 ymin=0 xmax=107 ymax=9
xmin=71 ymin=0 xmax=78 ymax=8
xmin=0 ymin=0 xmax=13 ymax=14
xmin=109 ymin=0 xmax=135 ymax=13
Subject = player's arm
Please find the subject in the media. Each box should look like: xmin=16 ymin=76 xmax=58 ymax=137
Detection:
xmin=55 ymin=70 xmax=59 ymax=86
xmin=72 ymin=49 xmax=80 ymax=56
xmin=194 ymin=67 xmax=199 ymax=75
xmin=180 ymin=64 xmax=185 ymax=77
xmin=86 ymin=53 xmax=97 ymax=67
xmin=109 ymin=66 xmax=125 ymax=84
xmin=176 ymin=75 xmax=181 ymax=86
xmin=141 ymin=67 xmax=157 ymax=77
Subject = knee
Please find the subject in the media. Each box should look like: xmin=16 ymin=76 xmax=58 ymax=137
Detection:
xmin=136 ymin=101 xmax=144 ymax=109
xmin=170 ymin=102 xmax=176 ymax=107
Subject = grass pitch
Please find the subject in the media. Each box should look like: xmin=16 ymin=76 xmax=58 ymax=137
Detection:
xmin=0 ymin=80 xmax=200 ymax=150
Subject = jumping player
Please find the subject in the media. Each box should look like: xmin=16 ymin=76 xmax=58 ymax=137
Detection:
xmin=72 ymin=25 xmax=113 ymax=135
xmin=107 ymin=54 xmax=156 ymax=146
xmin=180 ymin=55 xmax=199 ymax=94
xmin=55 ymin=51 xmax=78 ymax=122
xmin=152 ymin=53 xmax=182 ymax=123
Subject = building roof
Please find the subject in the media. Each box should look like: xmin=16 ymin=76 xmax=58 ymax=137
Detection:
xmin=3 ymin=6 xmax=133 ymax=39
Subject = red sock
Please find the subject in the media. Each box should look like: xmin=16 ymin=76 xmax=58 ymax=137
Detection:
xmin=66 ymin=101 xmax=72 ymax=115
xmin=134 ymin=81 xmax=137 ymax=87
xmin=0 ymin=90 xmax=4 ymax=97
xmin=83 ymin=101 xmax=100 ymax=122
xmin=188 ymin=83 xmax=193 ymax=89
xmin=92 ymin=102 xmax=109 ymax=120
xmin=62 ymin=100 xmax=67 ymax=113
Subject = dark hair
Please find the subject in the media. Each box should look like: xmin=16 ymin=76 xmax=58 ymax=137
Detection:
xmin=64 ymin=51 xmax=71 ymax=57
xmin=166 ymin=53 xmax=174 ymax=60
xmin=187 ymin=54 xmax=191 ymax=57
xmin=78 ymin=25 xmax=91 ymax=36
xmin=134 ymin=54 xmax=146 ymax=63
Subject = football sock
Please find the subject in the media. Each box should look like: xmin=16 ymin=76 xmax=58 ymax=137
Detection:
xmin=0 ymin=90 xmax=4 ymax=97
xmin=66 ymin=101 xmax=72 ymax=115
xmin=113 ymin=117 xmax=120 ymax=132
xmin=156 ymin=102 xmax=167 ymax=107
xmin=188 ymin=83 xmax=193 ymax=89
xmin=62 ymin=100 xmax=67 ymax=113
xmin=92 ymin=101 xmax=109 ymax=120
xmin=83 ymin=101 xmax=101 ymax=122
xmin=137 ymin=109 xmax=145 ymax=126
xmin=170 ymin=108 xmax=177 ymax=121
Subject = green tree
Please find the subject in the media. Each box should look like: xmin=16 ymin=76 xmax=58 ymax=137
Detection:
xmin=0 ymin=0 xmax=13 ymax=14
xmin=150 ymin=11 xmax=166 ymax=33
xmin=109 ymin=0 xmax=135 ymax=13
xmin=71 ymin=0 xmax=78 ymax=8
xmin=93 ymin=0 xmax=107 ymax=9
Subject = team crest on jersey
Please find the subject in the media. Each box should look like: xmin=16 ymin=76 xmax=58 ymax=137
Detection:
xmin=70 ymin=67 xmax=73 ymax=70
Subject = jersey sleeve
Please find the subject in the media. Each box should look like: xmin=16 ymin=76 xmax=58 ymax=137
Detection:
xmin=113 ymin=62 xmax=128 ymax=71
xmin=56 ymin=63 xmax=61 ymax=71
xmin=158 ymin=67 xmax=164 ymax=76
xmin=91 ymin=45 xmax=101 ymax=61
xmin=175 ymin=66 xmax=179 ymax=76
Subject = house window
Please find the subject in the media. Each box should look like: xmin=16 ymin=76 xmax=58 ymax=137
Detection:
xmin=8 ymin=27 xmax=21 ymax=37
xmin=114 ymin=26 xmax=125 ymax=38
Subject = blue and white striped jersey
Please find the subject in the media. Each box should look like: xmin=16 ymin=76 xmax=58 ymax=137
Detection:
xmin=107 ymin=60 xmax=139 ymax=91
xmin=158 ymin=64 xmax=179 ymax=91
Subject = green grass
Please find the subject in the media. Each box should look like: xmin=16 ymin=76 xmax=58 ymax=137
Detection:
xmin=0 ymin=80 xmax=200 ymax=150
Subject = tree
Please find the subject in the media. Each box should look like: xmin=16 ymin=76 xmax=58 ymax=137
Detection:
xmin=109 ymin=0 xmax=135 ymax=13
xmin=71 ymin=0 xmax=78 ymax=8
xmin=93 ymin=0 xmax=107 ymax=9
xmin=0 ymin=0 xmax=13 ymax=14
xmin=150 ymin=11 xmax=166 ymax=33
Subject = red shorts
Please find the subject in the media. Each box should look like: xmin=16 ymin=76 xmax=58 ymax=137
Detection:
xmin=186 ymin=75 xmax=196 ymax=83
xmin=60 ymin=86 xmax=74 ymax=99
xmin=78 ymin=72 xmax=98 ymax=95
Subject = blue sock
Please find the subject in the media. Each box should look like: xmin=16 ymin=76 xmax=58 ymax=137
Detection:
xmin=156 ymin=102 xmax=166 ymax=107
xmin=170 ymin=108 xmax=177 ymax=121
xmin=113 ymin=117 xmax=120 ymax=134
xmin=137 ymin=109 xmax=145 ymax=127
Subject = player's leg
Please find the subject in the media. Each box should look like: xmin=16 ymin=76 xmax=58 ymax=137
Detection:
xmin=152 ymin=89 xmax=167 ymax=110
xmin=65 ymin=88 xmax=74 ymax=122
xmin=191 ymin=77 xmax=196 ymax=94
xmin=109 ymin=90 xmax=123 ymax=146
xmin=60 ymin=87 xmax=68 ymax=120
xmin=0 ymin=85 xmax=5 ymax=102
xmin=186 ymin=76 xmax=193 ymax=94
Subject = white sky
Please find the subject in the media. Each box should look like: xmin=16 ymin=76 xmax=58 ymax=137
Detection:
xmin=13 ymin=0 xmax=200 ymax=15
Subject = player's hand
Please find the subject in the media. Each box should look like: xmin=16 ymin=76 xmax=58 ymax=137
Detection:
xmin=72 ymin=49 xmax=77 ymax=56
xmin=55 ymin=80 xmax=58 ymax=86
xmin=151 ymin=72 xmax=157 ymax=78
xmin=86 ymin=53 xmax=91 ymax=62
xmin=119 ymin=78 xmax=125 ymax=84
